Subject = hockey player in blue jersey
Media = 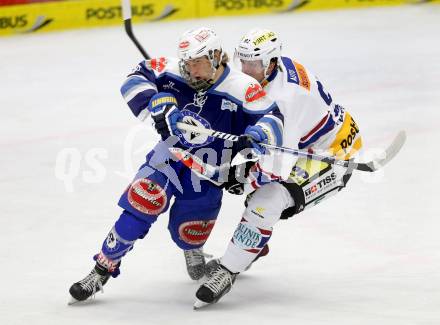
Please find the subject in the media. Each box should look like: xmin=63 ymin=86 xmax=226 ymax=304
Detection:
xmin=68 ymin=27 xmax=284 ymax=303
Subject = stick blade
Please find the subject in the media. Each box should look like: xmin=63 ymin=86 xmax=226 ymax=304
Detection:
xmin=370 ymin=130 xmax=407 ymax=171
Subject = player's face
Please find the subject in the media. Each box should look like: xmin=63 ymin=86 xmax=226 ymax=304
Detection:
xmin=184 ymin=56 xmax=213 ymax=81
xmin=241 ymin=59 xmax=265 ymax=83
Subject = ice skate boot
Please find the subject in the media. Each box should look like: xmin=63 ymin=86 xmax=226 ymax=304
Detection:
xmin=194 ymin=263 xmax=237 ymax=309
xmin=204 ymin=258 xmax=220 ymax=278
xmin=184 ymin=248 xmax=210 ymax=281
xmin=68 ymin=263 xmax=111 ymax=304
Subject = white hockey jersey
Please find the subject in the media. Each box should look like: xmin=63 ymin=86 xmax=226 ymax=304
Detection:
xmin=249 ymin=56 xmax=363 ymax=189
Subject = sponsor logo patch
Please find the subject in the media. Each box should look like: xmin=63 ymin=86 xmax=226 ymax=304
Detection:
xmin=293 ymin=60 xmax=310 ymax=91
xmin=304 ymin=172 xmax=337 ymax=199
xmin=105 ymin=229 xmax=119 ymax=251
xmin=194 ymin=29 xmax=210 ymax=42
xmin=231 ymin=218 xmax=272 ymax=253
xmin=179 ymin=220 xmax=216 ymax=245
xmin=329 ymin=112 xmax=362 ymax=159
xmin=179 ymin=40 xmax=190 ymax=49
xmin=95 ymin=251 xmax=118 ymax=272
xmin=288 ymin=68 xmax=299 ymax=83
xmin=220 ymin=99 xmax=238 ymax=112
xmin=128 ymin=178 xmax=167 ymax=215
xmin=149 ymin=57 xmax=167 ymax=73
xmin=163 ymin=81 xmax=180 ymax=93
xmin=245 ymin=83 xmax=266 ymax=103
xmin=251 ymin=207 xmax=265 ymax=218
xmin=252 ymin=31 xmax=276 ymax=46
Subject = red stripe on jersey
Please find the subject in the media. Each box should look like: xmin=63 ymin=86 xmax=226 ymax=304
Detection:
xmin=300 ymin=113 xmax=330 ymax=142
xmin=258 ymin=228 xmax=272 ymax=236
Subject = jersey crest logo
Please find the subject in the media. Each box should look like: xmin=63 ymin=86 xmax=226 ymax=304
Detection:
xmin=183 ymin=91 xmax=208 ymax=111
xmin=148 ymin=57 xmax=167 ymax=73
xmin=176 ymin=110 xmax=214 ymax=148
xmin=245 ymin=83 xmax=266 ymax=103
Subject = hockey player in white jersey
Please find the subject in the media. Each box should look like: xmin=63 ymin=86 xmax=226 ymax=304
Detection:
xmin=194 ymin=28 xmax=363 ymax=308
xmin=68 ymin=27 xmax=284 ymax=304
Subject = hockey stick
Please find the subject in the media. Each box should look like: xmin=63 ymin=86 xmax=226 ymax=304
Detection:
xmin=121 ymin=0 xmax=150 ymax=60
xmin=176 ymin=122 xmax=406 ymax=172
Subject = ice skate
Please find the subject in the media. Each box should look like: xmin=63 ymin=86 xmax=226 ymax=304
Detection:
xmin=194 ymin=263 xmax=237 ymax=309
xmin=204 ymin=258 xmax=220 ymax=278
xmin=184 ymin=248 xmax=211 ymax=281
xmin=68 ymin=263 xmax=111 ymax=305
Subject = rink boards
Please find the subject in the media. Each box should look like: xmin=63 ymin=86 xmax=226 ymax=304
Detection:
xmin=0 ymin=0 xmax=438 ymax=36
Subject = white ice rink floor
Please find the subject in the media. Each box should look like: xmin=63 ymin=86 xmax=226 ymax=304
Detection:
xmin=1 ymin=4 xmax=440 ymax=325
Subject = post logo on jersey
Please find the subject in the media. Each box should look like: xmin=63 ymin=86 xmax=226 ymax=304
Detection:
xmin=245 ymin=83 xmax=266 ymax=103
xmin=329 ymin=112 xmax=362 ymax=160
xmin=176 ymin=110 xmax=214 ymax=148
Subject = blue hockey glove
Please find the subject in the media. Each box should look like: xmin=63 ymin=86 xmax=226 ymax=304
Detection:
xmin=148 ymin=92 xmax=183 ymax=140
xmin=241 ymin=125 xmax=268 ymax=155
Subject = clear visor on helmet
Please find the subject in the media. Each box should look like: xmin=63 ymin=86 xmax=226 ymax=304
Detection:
xmin=179 ymin=55 xmax=217 ymax=91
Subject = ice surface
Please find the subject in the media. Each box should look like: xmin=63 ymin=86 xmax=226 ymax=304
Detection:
xmin=1 ymin=5 xmax=439 ymax=325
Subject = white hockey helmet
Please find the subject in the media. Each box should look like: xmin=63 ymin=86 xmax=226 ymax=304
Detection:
xmin=234 ymin=28 xmax=282 ymax=78
xmin=177 ymin=27 xmax=223 ymax=91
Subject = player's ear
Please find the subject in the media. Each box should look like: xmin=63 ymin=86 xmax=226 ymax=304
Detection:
xmin=269 ymin=58 xmax=278 ymax=72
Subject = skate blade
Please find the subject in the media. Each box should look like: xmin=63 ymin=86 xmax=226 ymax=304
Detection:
xmin=67 ymin=296 xmax=80 ymax=305
xmin=193 ymin=298 xmax=212 ymax=310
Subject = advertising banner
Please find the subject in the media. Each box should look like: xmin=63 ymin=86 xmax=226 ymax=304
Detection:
xmin=0 ymin=0 xmax=438 ymax=36
xmin=0 ymin=0 xmax=195 ymax=36
xmin=197 ymin=0 xmax=437 ymax=17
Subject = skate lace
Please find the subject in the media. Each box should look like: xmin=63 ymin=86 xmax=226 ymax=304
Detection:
xmin=204 ymin=266 xmax=233 ymax=294
xmin=79 ymin=270 xmax=105 ymax=297
xmin=184 ymin=248 xmax=212 ymax=267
